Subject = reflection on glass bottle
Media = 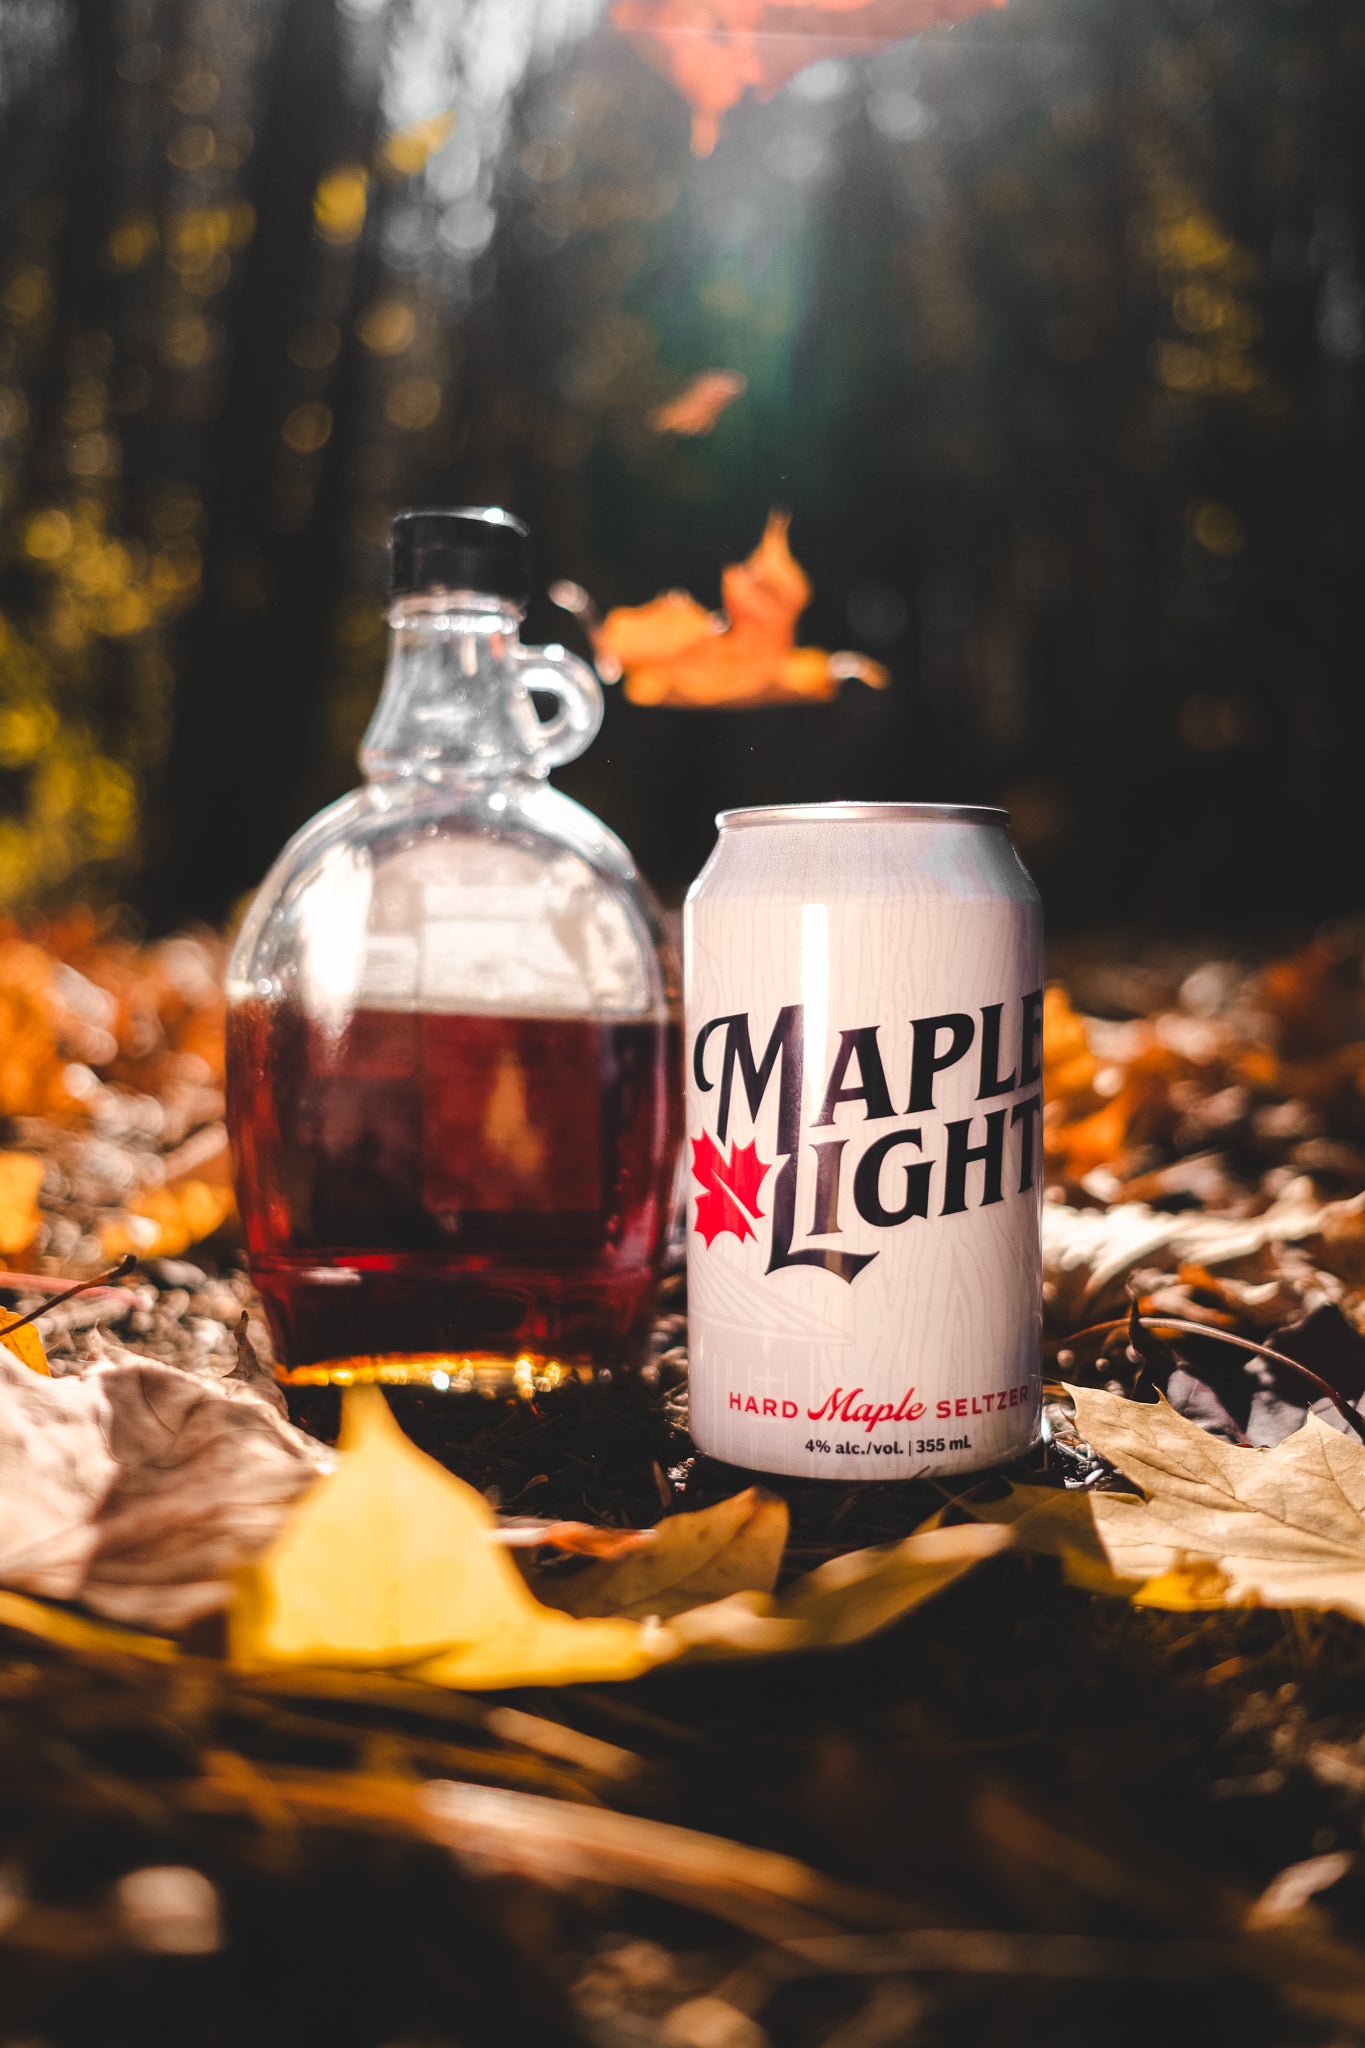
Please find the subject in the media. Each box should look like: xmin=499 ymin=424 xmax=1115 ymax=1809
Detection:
xmin=225 ymin=508 xmax=680 ymax=1391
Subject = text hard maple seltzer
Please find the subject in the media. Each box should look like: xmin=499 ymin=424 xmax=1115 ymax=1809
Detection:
xmin=683 ymin=802 xmax=1044 ymax=1481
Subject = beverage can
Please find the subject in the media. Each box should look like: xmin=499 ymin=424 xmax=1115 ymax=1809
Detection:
xmin=683 ymin=802 xmax=1043 ymax=1479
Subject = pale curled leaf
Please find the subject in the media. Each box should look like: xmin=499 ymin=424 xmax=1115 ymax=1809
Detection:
xmin=1042 ymin=1193 xmax=1330 ymax=1324
xmin=771 ymin=1522 xmax=1011 ymax=1648
xmin=529 ymin=1487 xmax=788 ymax=1620
xmin=0 ymin=1344 xmax=320 ymax=1625
xmin=926 ymin=1483 xmax=1137 ymax=1598
xmin=664 ymin=1521 xmax=1012 ymax=1665
xmin=1067 ymin=1384 xmax=1365 ymax=1623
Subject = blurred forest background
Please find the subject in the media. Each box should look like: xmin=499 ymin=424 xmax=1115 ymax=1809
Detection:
xmin=0 ymin=0 xmax=1360 ymax=934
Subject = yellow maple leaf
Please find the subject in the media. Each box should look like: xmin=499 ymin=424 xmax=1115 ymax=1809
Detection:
xmin=230 ymin=1386 xmax=655 ymax=1684
xmin=0 ymin=1307 xmax=47 ymax=1376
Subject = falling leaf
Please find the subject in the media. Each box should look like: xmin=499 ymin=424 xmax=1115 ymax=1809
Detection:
xmin=594 ymin=512 xmax=889 ymax=708
xmin=690 ymin=1130 xmax=771 ymax=1246
xmin=613 ymin=0 xmax=1007 ymax=156
xmin=649 ymin=369 xmax=747 ymax=434
xmin=530 ymin=1488 xmax=788 ymax=1619
xmin=231 ymin=1387 xmax=657 ymax=1685
xmin=1063 ymin=1384 xmax=1365 ymax=1624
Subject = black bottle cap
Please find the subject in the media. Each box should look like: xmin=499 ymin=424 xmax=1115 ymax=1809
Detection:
xmin=388 ymin=506 xmax=531 ymax=606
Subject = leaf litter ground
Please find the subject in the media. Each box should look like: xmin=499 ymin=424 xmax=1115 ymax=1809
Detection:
xmin=11 ymin=935 xmax=1365 ymax=2042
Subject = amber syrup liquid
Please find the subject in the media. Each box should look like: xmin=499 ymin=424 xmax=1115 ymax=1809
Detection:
xmin=226 ymin=1002 xmax=680 ymax=1388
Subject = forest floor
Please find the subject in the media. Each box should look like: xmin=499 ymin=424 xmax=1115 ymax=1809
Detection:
xmin=6 ymin=930 xmax=1365 ymax=2046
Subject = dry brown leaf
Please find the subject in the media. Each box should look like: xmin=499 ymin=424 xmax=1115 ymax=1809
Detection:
xmin=529 ymin=1487 xmax=788 ymax=1620
xmin=1066 ymin=1383 xmax=1365 ymax=1622
xmin=594 ymin=513 xmax=889 ymax=708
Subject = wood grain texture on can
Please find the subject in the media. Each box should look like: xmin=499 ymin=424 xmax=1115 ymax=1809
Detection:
xmin=683 ymin=803 xmax=1043 ymax=1480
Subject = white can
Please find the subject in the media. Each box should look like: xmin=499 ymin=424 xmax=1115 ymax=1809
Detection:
xmin=683 ymin=802 xmax=1043 ymax=1480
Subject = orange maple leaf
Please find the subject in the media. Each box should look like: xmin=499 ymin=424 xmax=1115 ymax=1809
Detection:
xmin=649 ymin=369 xmax=748 ymax=435
xmin=613 ymin=0 xmax=1008 ymax=156
xmin=691 ymin=1130 xmax=772 ymax=1246
xmin=593 ymin=511 xmax=889 ymax=708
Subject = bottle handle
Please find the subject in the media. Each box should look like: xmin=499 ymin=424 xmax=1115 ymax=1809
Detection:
xmin=515 ymin=644 xmax=604 ymax=770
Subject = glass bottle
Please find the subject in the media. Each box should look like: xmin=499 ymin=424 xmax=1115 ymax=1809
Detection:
xmin=225 ymin=507 xmax=680 ymax=1393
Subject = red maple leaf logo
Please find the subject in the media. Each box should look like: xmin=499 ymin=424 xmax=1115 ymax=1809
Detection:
xmin=690 ymin=1130 xmax=772 ymax=1248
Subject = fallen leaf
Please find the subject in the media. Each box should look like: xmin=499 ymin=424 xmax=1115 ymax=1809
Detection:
xmin=1249 ymin=1852 xmax=1355 ymax=1928
xmin=231 ymin=1386 xmax=656 ymax=1686
xmin=1043 ymin=1191 xmax=1330 ymax=1326
xmin=594 ymin=512 xmax=889 ymax=708
xmin=691 ymin=1130 xmax=771 ymax=1247
xmin=767 ymin=1521 xmax=1011 ymax=1647
xmin=0 ymin=1152 xmax=43 ymax=1258
xmin=1066 ymin=1383 xmax=1365 ymax=1624
xmin=0 ymin=1586 xmax=177 ymax=1664
xmin=927 ymin=1483 xmax=1135 ymax=1597
xmin=649 ymin=369 xmax=747 ymax=434
xmin=0 ymin=1340 xmax=321 ymax=1627
xmin=613 ymin=0 xmax=1007 ymax=157
xmin=0 ymin=1352 xmax=117 ymax=1599
xmin=233 ymin=1391 xmax=1006 ymax=1689
xmin=530 ymin=1488 xmax=788 ymax=1619
xmin=0 ymin=1307 xmax=48 ymax=1377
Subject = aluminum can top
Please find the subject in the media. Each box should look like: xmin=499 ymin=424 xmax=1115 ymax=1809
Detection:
xmin=717 ymin=800 xmax=1009 ymax=830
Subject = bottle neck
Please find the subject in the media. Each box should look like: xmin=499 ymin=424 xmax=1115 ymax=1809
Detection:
xmin=358 ymin=592 xmax=551 ymax=787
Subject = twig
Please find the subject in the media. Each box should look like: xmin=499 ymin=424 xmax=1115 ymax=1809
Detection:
xmin=0 ymin=1253 xmax=138 ymax=1339
xmin=1061 ymin=1313 xmax=1365 ymax=1446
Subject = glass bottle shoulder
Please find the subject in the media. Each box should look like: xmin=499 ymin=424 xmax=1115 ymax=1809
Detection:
xmin=227 ymin=778 xmax=676 ymax=1022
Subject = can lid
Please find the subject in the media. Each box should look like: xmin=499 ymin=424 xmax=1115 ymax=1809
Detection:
xmin=717 ymin=801 xmax=1009 ymax=830
xmin=389 ymin=506 xmax=531 ymax=606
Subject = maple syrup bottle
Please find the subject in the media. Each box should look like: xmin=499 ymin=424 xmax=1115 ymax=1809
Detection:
xmin=226 ymin=508 xmax=681 ymax=1393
